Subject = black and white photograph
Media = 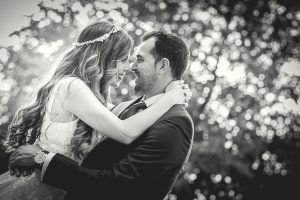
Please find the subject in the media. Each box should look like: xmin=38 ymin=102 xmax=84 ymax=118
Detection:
xmin=0 ymin=0 xmax=299 ymax=200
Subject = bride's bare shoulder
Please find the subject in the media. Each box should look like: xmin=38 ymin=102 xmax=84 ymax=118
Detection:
xmin=59 ymin=77 xmax=89 ymax=92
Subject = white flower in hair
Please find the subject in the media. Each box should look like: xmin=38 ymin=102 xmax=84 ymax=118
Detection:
xmin=73 ymin=23 xmax=122 ymax=47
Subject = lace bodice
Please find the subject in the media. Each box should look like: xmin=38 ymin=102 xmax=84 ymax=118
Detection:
xmin=35 ymin=77 xmax=79 ymax=159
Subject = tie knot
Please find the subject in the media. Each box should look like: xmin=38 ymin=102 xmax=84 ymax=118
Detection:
xmin=119 ymin=101 xmax=147 ymax=120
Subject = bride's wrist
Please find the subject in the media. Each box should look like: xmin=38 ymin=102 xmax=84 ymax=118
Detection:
xmin=164 ymin=91 xmax=176 ymax=106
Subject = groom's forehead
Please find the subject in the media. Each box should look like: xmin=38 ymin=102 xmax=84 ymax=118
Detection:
xmin=135 ymin=38 xmax=155 ymax=57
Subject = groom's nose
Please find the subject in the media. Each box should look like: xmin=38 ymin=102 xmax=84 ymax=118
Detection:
xmin=130 ymin=60 xmax=138 ymax=71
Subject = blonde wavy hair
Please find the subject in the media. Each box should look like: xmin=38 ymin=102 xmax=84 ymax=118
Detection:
xmin=4 ymin=21 xmax=133 ymax=160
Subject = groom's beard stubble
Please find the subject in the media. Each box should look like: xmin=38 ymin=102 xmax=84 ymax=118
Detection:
xmin=134 ymin=75 xmax=157 ymax=97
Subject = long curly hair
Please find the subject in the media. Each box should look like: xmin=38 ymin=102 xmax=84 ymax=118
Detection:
xmin=4 ymin=21 xmax=133 ymax=160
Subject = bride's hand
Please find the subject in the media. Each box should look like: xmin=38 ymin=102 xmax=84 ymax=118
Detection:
xmin=165 ymin=80 xmax=192 ymax=107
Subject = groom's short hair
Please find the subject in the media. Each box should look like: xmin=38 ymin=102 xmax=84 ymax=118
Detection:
xmin=142 ymin=31 xmax=190 ymax=80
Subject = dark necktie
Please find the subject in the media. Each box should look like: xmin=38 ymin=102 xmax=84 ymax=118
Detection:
xmin=119 ymin=101 xmax=147 ymax=120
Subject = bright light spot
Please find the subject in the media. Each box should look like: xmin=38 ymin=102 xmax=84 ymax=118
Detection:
xmin=43 ymin=0 xmax=66 ymax=11
xmin=197 ymin=97 xmax=206 ymax=104
xmin=281 ymin=60 xmax=300 ymax=76
xmin=195 ymin=33 xmax=202 ymax=42
xmin=265 ymin=92 xmax=276 ymax=103
xmin=206 ymin=56 xmax=217 ymax=68
xmin=125 ymin=23 xmax=135 ymax=31
xmin=38 ymin=18 xmax=51 ymax=28
xmin=252 ymin=161 xmax=259 ymax=170
xmin=199 ymin=113 xmax=205 ymax=120
xmin=193 ymin=10 xmax=210 ymax=23
xmin=159 ymin=2 xmax=166 ymax=10
xmin=121 ymin=88 xmax=128 ymax=95
xmin=260 ymin=106 xmax=270 ymax=116
xmin=246 ymin=84 xmax=257 ymax=96
xmin=246 ymin=122 xmax=255 ymax=130
xmin=184 ymin=173 xmax=197 ymax=183
xmin=0 ymin=82 xmax=12 ymax=92
xmin=224 ymin=176 xmax=232 ymax=184
xmin=71 ymin=2 xmax=83 ymax=11
xmin=129 ymin=80 xmax=135 ymax=87
xmin=217 ymin=61 xmax=246 ymax=85
xmin=219 ymin=105 xmax=230 ymax=118
xmin=37 ymin=40 xmax=64 ymax=58
xmin=271 ymin=102 xmax=287 ymax=115
xmin=190 ymin=61 xmax=202 ymax=73
xmin=139 ymin=22 xmax=154 ymax=32
xmin=209 ymin=194 xmax=216 ymax=200
xmin=262 ymin=151 xmax=270 ymax=160
xmin=109 ymin=10 xmax=123 ymax=22
xmin=224 ymin=140 xmax=233 ymax=149
xmin=75 ymin=6 xmax=90 ymax=26
xmin=0 ymin=0 xmax=40 ymax=46
xmin=283 ymin=98 xmax=300 ymax=114
xmin=0 ymin=49 xmax=9 ymax=63
xmin=48 ymin=10 xmax=62 ymax=23
xmin=96 ymin=11 xmax=104 ymax=18
xmin=33 ymin=11 xmax=46 ymax=21
xmin=198 ymin=52 xmax=206 ymax=60
xmin=135 ymin=29 xmax=143 ymax=36
xmin=229 ymin=190 xmax=235 ymax=197
xmin=200 ymin=37 xmax=214 ymax=53
xmin=211 ymin=174 xmax=222 ymax=183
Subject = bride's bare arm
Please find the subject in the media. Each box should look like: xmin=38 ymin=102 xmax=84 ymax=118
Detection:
xmin=63 ymin=79 xmax=189 ymax=144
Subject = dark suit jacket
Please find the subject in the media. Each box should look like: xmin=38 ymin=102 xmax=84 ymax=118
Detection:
xmin=43 ymin=97 xmax=194 ymax=200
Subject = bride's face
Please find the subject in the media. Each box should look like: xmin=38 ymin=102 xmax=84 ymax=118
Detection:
xmin=110 ymin=53 xmax=130 ymax=88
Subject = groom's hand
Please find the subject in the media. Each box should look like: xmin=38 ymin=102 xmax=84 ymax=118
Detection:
xmin=9 ymin=144 xmax=42 ymax=176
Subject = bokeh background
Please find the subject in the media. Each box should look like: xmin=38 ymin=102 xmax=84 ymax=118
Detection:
xmin=0 ymin=0 xmax=300 ymax=199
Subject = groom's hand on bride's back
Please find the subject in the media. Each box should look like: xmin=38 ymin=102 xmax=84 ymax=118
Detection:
xmin=9 ymin=144 xmax=42 ymax=177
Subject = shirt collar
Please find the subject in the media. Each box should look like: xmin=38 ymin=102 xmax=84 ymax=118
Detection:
xmin=143 ymin=94 xmax=163 ymax=107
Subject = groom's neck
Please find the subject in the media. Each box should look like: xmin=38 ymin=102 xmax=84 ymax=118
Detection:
xmin=143 ymin=77 xmax=173 ymax=99
xmin=143 ymin=90 xmax=163 ymax=99
xmin=143 ymin=86 xmax=168 ymax=99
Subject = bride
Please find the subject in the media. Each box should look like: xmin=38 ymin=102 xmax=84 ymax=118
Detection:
xmin=0 ymin=21 xmax=191 ymax=199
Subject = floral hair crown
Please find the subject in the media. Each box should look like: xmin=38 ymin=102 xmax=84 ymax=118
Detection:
xmin=73 ymin=23 xmax=122 ymax=47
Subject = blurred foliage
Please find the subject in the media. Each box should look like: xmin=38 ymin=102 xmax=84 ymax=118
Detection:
xmin=1 ymin=0 xmax=300 ymax=199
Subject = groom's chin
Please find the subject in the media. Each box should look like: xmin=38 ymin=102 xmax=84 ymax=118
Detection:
xmin=134 ymin=84 xmax=143 ymax=94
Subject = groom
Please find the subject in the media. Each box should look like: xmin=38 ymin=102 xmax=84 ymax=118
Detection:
xmin=9 ymin=30 xmax=194 ymax=200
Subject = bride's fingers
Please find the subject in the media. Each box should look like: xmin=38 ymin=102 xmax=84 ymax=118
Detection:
xmin=182 ymin=84 xmax=189 ymax=89
xmin=15 ymin=168 xmax=20 ymax=177
xmin=22 ymin=169 xmax=28 ymax=177
xmin=10 ymin=167 xmax=15 ymax=175
xmin=183 ymin=89 xmax=192 ymax=97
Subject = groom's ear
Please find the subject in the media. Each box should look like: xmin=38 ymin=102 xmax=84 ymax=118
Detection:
xmin=158 ymin=58 xmax=170 ymax=74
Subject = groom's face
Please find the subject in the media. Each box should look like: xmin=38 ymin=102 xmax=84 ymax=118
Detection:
xmin=131 ymin=37 xmax=158 ymax=94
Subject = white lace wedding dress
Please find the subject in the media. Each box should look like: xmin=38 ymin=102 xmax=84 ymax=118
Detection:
xmin=0 ymin=77 xmax=84 ymax=200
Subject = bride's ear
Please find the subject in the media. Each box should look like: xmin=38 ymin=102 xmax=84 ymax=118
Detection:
xmin=158 ymin=58 xmax=170 ymax=74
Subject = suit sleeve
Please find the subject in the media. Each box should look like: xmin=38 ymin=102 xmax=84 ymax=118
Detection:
xmin=43 ymin=116 xmax=193 ymax=198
